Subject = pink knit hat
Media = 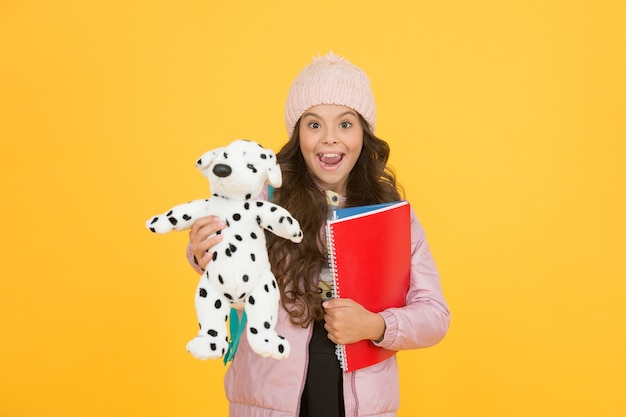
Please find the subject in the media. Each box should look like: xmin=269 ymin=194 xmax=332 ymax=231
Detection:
xmin=284 ymin=52 xmax=376 ymax=137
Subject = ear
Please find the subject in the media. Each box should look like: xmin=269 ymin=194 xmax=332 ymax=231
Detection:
xmin=265 ymin=149 xmax=283 ymax=188
xmin=195 ymin=148 xmax=219 ymax=178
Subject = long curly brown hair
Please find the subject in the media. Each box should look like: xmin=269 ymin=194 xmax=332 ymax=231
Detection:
xmin=267 ymin=115 xmax=404 ymax=327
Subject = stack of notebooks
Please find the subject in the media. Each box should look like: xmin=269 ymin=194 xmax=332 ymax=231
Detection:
xmin=326 ymin=200 xmax=411 ymax=372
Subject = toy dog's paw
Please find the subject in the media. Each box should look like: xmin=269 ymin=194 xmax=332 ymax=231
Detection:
xmin=282 ymin=217 xmax=303 ymax=243
xmin=146 ymin=215 xmax=174 ymax=234
xmin=290 ymin=228 xmax=303 ymax=243
xmin=247 ymin=329 xmax=290 ymax=360
xmin=186 ymin=336 xmax=228 ymax=360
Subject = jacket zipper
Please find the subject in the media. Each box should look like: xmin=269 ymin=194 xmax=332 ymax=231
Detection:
xmin=295 ymin=324 xmax=314 ymax=416
xmin=343 ymin=369 xmax=358 ymax=417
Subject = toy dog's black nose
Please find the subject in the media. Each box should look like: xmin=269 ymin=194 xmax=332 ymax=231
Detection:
xmin=213 ymin=164 xmax=232 ymax=178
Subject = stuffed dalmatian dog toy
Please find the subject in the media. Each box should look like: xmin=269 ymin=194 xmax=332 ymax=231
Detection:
xmin=146 ymin=139 xmax=302 ymax=360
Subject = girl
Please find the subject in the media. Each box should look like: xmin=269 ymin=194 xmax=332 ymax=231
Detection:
xmin=187 ymin=52 xmax=450 ymax=417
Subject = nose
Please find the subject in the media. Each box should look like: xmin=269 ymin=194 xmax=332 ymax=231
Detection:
xmin=213 ymin=163 xmax=232 ymax=178
xmin=322 ymin=129 xmax=339 ymax=144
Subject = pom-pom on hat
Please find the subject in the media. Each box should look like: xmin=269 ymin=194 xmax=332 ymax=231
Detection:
xmin=284 ymin=52 xmax=376 ymax=137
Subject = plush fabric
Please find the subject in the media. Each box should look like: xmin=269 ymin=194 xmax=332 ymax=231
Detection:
xmin=147 ymin=139 xmax=302 ymax=360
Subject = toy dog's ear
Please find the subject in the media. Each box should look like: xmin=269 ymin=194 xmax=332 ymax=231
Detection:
xmin=265 ymin=149 xmax=283 ymax=188
xmin=195 ymin=149 xmax=219 ymax=178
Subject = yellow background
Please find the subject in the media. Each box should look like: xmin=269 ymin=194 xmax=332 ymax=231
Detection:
xmin=1 ymin=1 xmax=625 ymax=416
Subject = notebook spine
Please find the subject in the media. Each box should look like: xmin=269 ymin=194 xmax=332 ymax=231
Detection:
xmin=336 ymin=344 xmax=347 ymax=371
xmin=327 ymin=224 xmax=340 ymax=299
xmin=327 ymin=224 xmax=348 ymax=370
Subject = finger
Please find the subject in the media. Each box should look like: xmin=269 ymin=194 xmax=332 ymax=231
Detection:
xmin=191 ymin=216 xmax=224 ymax=237
xmin=190 ymin=218 xmax=226 ymax=247
xmin=323 ymin=298 xmax=353 ymax=310
xmin=323 ymin=321 xmax=338 ymax=342
xmin=193 ymin=232 xmax=224 ymax=267
xmin=190 ymin=217 xmax=225 ymax=264
xmin=194 ymin=214 xmax=222 ymax=226
xmin=198 ymin=232 xmax=223 ymax=254
xmin=196 ymin=252 xmax=212 ymax=270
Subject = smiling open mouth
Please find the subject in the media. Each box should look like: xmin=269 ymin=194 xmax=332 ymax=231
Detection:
xmin=318 ymin=153 xmax=344 ymax=166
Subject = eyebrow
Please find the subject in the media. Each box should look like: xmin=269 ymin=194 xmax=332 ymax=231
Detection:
xmin=301 ymin=110 xmax=358 ymax=119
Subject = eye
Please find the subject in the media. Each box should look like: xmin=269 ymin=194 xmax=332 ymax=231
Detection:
xmin=247 ymin=163 xmax=257 ymax=173
xmin=307 ymin=121 xmax=321 ymax=129
xmin=339 ymin=121 xmax=352 ymax=129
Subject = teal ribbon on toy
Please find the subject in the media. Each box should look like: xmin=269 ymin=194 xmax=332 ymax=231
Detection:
xmin=223 ymin=308 xmax=247 ymax=365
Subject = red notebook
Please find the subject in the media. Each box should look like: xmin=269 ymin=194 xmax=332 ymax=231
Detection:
xmin=326 ymin=200 xmax=411 ymax=372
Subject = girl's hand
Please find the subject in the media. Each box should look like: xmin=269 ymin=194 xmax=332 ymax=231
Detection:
xmin=189 ymin=216 xmax=226 ymax=270
xmin=322 ymin=298 xmax=386 ymax=344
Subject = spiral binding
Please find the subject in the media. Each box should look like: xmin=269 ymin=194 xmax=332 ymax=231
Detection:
xmin=335 ymin=344 xmax=346 ymax=370
xmin=327 ymin=225 xmax=340 ymax=298
xmin=327 ymin=223 xmax=349 ymax=371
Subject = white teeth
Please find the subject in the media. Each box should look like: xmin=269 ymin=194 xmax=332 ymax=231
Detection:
xmin=319 ymin=153 xmax=343 ymax=166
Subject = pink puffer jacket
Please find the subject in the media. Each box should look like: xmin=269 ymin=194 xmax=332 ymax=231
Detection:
xmin=187 ymin=192 xmax=450 ymax=417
